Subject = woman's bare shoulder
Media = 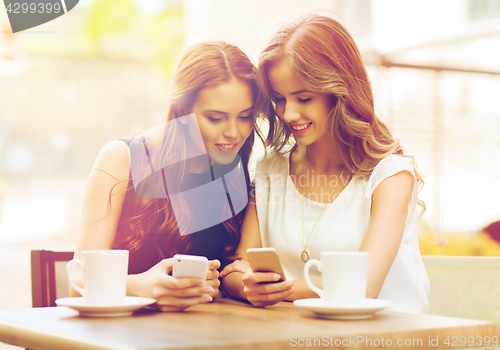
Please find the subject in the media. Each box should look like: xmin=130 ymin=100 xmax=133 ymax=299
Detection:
xmin=92 ymin=140 xmax=131 ymax=182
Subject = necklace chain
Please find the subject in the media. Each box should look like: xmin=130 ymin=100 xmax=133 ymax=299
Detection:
xmin=301 ymin=154 xmax=346 ymax=262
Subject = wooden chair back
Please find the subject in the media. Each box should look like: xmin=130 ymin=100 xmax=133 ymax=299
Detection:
xmin=31 ymin=250 xmax=74 ymax=307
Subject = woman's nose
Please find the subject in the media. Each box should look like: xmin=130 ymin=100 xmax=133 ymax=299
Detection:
xmin=282 ymin=102 xmax=300 ymax=123
xmin=223 ymin=120 xmax=238 ymax=139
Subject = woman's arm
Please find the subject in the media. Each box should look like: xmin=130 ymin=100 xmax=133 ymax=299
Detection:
xmin=219 ymin=198 xmax=261 ymax=300
xmin=72 ymin=140 xmax=131 ymax=288
xmin=359 ymin=170 xmax=414 ymax=298
xmin=220 ymin=195 xmax=294 ymax=306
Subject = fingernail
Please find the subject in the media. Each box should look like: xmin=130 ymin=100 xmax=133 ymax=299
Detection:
xmin=289 ymin=287 xmax=295 ymax=293
xmin=204 ymin=287 xmax=214 ymax=293
xmin=204 ymin=295 xmax=213 ymax=302
xmin=287 ymin=282 xmax=294 ymax=288
xmin=196 ymin=279 xmax=204 ymax=285
xmin=273 ymin=274 xmax=281 ymax=281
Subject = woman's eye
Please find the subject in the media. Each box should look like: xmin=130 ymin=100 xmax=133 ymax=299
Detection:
xmin=273 ymin=97 xmax=285 ymax=103
xmin=239 ymin=115 xmax=253 ymax=120
xmin=298 ymin=98 xmax=311 ymax=103
xmin=207 ymin=117 xmax=223 ymax=122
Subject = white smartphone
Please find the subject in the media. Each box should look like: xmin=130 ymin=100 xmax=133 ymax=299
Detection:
xmin=247 ymin=247 xmax=286 ymax=282
xmin=172 ymin=254 xmax=208 ymax=287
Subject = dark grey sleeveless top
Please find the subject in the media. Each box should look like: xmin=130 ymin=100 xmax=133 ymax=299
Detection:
xmin=116 ymin=137 xmax=243 ymax=274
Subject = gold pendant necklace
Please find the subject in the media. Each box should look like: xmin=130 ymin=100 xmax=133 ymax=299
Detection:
xmin=301 ymin=249 xmax=310 ymax=263
xmin=301 ymin=153 xmax=346 ymax=262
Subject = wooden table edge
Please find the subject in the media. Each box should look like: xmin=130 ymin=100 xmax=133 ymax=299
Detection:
xmin=0 ymin=317 xmax=132 ymax=350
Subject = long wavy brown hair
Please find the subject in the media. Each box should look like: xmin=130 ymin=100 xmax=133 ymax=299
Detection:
xmin=257 ymin=14 xmax=425 ymax=211
xmin=113 ymin=41 xmax=264 ymax=259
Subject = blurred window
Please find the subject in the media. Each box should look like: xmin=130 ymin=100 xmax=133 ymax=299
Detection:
xmin=468 ymin=0 xmax=500 ymax=20
xmin=334 ymin=0 xmax=372 ymax=37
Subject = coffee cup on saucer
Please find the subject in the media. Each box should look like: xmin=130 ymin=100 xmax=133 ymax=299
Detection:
xmin=66 ymin=250 xmax=129 ymax=306
xmin=304 ymin=251 xmax=368 ymax=306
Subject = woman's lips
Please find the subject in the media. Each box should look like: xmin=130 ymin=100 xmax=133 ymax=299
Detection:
xmin=215 ymin=143 xmax=238 ymax=152
xmin=289 ymin=122 xmax=312 ymax=135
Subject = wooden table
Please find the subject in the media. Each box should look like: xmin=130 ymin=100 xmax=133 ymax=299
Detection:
xmin=0 ymin=298 xmax=499 ymax=350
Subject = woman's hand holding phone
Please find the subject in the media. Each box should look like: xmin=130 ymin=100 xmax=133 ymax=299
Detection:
xmin=241 ymin=268 xmax=294 ymax=307
xmin=221 ymin=248 xmax=294 ymax=307
xmin=128 ymin=256 xmax=219 ymax=312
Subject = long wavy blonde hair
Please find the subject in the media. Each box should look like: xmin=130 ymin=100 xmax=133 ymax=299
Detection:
xmin=113 ymin=41 xmax=265 ymax=258
xmin=257 ymin=14 xmax=425 ymax=211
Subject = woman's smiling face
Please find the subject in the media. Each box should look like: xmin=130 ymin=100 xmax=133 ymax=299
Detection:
xmin=267 ymin=60 xmax=336 ymax=147
xmin=187 ymin=78 xmax=254 ymax=170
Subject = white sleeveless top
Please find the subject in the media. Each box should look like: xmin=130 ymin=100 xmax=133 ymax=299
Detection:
xmin=253 ymin=151 xmax=430 ymax=313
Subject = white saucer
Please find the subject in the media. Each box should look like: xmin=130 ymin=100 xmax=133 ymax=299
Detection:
xmin=293 ymin=298 xmax=394 ymax=320
xmin=55 ymin=297 xmax=156 ymax=317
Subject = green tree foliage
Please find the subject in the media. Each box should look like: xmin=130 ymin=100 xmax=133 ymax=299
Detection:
xmin=140 ymin=5 xmax=183 ymax=76
xmin=84 ymin=0 xmax=137 ymax=41
xmin=83 ymin=0 xmax=183 ymax=79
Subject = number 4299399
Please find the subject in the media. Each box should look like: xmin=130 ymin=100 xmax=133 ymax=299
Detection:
xmin=444 ymin=335 xmax=498 ymax=347
xmin=6 ymin=2 xmax=62 ymax=14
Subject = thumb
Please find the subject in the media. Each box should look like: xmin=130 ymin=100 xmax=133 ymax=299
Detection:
xmin=159 ymin=258 xmax=174 ymax=274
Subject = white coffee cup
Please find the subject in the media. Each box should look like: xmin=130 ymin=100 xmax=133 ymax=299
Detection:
xmin=304 ymin=251 xmax=369 ymax=305
xmin=66 ymin=250 xmax=129 ymax=306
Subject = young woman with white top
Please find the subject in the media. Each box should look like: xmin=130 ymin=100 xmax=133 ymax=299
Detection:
xmin=220 ymin=14 xmax=430 ymax=313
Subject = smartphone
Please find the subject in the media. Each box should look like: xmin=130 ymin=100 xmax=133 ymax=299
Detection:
xmin=172 ymin=254 xmax=208 ymax=287
xmin=247 ymin=247 xmax=286 ymax=282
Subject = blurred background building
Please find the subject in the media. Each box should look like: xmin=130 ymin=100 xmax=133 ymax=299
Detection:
xmin=0 ymin=0 xmax=499 ymax=322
